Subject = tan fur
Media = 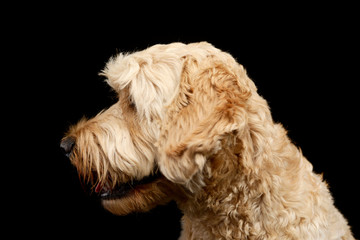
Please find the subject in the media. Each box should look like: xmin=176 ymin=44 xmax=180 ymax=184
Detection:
xmin=63 ymin=42 xmax=355 ymax=239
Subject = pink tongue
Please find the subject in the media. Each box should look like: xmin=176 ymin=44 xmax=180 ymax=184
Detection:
xmin=95 ymin=182 xmax=103 ymax=193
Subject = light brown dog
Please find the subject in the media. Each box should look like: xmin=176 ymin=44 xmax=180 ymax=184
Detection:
xmin=61 ymin=42 xmax=354 ymax=239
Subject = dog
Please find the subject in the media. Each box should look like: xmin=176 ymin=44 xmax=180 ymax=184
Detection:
xmin=61 ymin=42 xmax=354 ymax=239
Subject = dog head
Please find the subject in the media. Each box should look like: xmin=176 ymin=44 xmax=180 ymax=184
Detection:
xmin=61 ymin=42 xmax=257 ymax=215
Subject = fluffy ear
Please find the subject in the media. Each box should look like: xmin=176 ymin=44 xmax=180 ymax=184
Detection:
xmin=100 ymin=49 xmax=183 ymax=122
xmin=156 ymin=55 xmax=253 ymax=187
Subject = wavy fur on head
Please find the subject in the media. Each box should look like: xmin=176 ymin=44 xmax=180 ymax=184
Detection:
xmin=62 ymin=42 xmax=354 ymax=239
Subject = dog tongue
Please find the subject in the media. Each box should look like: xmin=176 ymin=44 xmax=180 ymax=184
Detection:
xmin=95 ymin=182 xmax=103 ymax=193
xmin=95 ymin=181 xmax=112 ymax=194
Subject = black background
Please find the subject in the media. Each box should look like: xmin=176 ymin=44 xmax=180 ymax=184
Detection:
xmin=10 ymin=4 xmax=358 ymax=239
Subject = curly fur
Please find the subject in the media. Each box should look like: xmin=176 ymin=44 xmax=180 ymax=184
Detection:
xmin=62 ymin=42 xmax=354 ymax=239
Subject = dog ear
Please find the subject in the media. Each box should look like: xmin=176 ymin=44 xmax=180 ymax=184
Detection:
xmin=156 ymin=55 xmax=253 ymax=188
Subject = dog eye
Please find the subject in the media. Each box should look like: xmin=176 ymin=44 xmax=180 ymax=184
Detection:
xmin=129 ymin=99 xmax=136 ymax=110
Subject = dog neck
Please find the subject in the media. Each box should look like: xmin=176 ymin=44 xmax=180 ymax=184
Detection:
xmin=175 ymin=123 xmax=335 ymax=239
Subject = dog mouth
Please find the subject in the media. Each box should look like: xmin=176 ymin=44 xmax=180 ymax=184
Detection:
xmin=94 ymin=171 xmax=162 ymax=200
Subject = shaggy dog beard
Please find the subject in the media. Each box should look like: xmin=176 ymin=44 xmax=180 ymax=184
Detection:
xmin=63 ymin=100 xmax=177 ymax=215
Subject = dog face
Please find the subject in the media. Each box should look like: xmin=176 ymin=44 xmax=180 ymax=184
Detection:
xmin=61 ymin=42 xmax=255 ymax=215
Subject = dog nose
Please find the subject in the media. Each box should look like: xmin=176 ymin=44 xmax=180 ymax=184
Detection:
xmin=60 ymin=137 xmax=75 ymax=157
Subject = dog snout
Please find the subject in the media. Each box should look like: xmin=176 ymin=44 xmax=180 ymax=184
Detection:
xmin=60 ymin=136 xmax=75 ymax=157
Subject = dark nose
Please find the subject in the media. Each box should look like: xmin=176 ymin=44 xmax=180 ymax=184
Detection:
xmin=60 ymin=136 xmax=75 ymax=157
